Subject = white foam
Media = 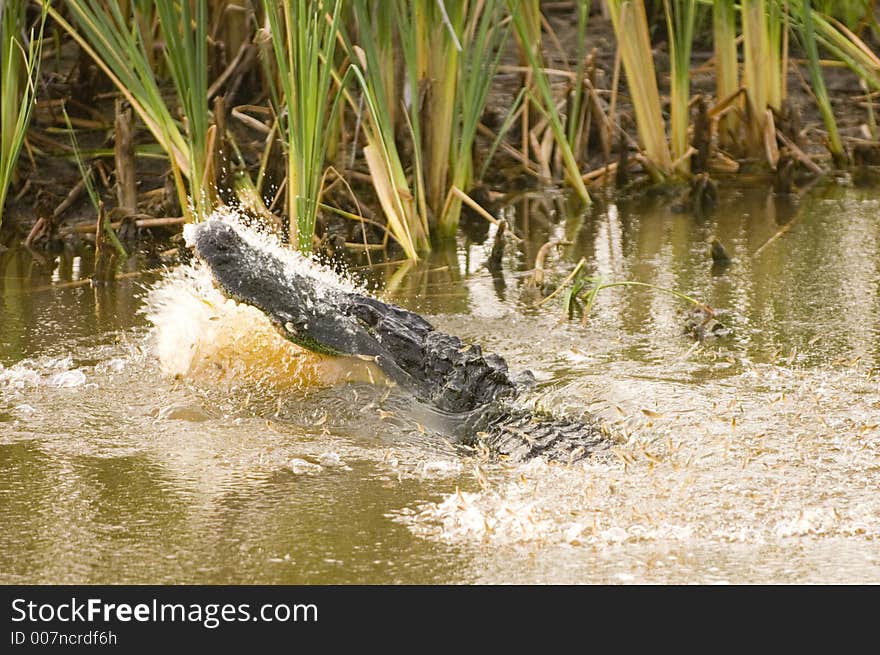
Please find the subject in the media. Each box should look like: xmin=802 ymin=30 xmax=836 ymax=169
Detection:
xmin=288 ymin=458 xmax=324 ymax=475
xmin=774 ymin=508 xmax=840 ymax=538
xmin=144 ymin=265 xmax=233 ymax=378
xmin=145 ymin=209 xmax=383 ymax=388
xmin=318 ymin=452 xmax=346 ymax=467
xmin=418 ymin=459 xmax=463 ymax=478
xmin=185 ymin=208 xmax=364 ymax=297
xmin=0 ymin=364 xmax=41 ymax=388
xmin=99 ymin=358 xmax=127 ymax=373
xmin=49 ymin=369 xmax=87 ymax=388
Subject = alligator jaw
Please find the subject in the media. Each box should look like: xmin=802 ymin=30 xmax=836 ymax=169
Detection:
xmin=189 ymin=220 xmax=345 ymax=356
xmin=188 ymin=220 xmax=419 ymax=386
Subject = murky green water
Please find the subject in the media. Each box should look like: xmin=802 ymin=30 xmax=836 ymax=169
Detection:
xmin=2 ymin=183 xmax=879 ymax=584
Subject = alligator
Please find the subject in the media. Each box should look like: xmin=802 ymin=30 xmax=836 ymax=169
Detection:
xmin=188 ymin=220 xmax=610 ymax=462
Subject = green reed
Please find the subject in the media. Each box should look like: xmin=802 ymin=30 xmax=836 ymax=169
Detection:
xmin=808 ymin=9 xmax=880 ymax=90
xmin=0 ymin=1 xmax=45 ymax=227
xmin=261 ymin=0 xmax=346 ymax=252
xmin=438 ymin=0 xmax=509 ymax=237
xmin=740 ymin=0 xmax=785 ymax=155
xmin=566 ymin=0 xmax=590 ymax=165
xmin=155 ymin=0 xmax=213 ymax=218
xmin=342 ymin=0 xmax=428 ymax=259
xmin=713 ymin=0 xmax=739 ymax=147
xmin=607 ymin=0 xmax=672 ymax=179
xmin=50 ymin=0 xmax=211 ymax=221
xmin=794 ymin=0 xmax=845 ymax=165
xmin=664 ymin=0 xmax=696 ymax=174
xmin=60 ymin=103 xmax=127 ymax=259
xmin=509 ymin=0 xmax=592 ymax=202
xmin=421 ymin=0 xmax=462 ymax=223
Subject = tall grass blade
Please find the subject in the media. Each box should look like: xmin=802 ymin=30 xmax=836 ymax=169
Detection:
xmin=713 ymin=0 xmax=739 ymax=146
xmin=664 ymin=0 xmax=696 ymax=174
xmin=394 ymin=0 xmax=430 ymax=240
xmin=566 ymin=0 xmax=590 ymax=161
xmin=348 ymin=63 xmax=425 ymax=260
xmin=155 ymin=0 xmax=213 ymax=218
xmin=509 ymin=0 xmax=592 ymax=201
xmin=340 ymin=0 xmax=429 ymax=258
xmin=439 ymin=0 xmax=510 ymax=236
xmin=0 ymin=1 xmax=46 ymax=227
xmin=607 ymin=0 xmax=672 ymax=179
xmin=48 ymin=1 xmax=198 ymax=219
xmin=809 ymin=11 xmax=880 ymax=90
xmin=766 ymin=0 xmax=785 ymax=111
xmin=61 ymin=104 xmax=127 ymax=260
xmin=261 ymin=0 xmax=346 ymax=252
xmin=794 ymin=0 xmax=845 ymax=164
xmin=423 ymin=1 xmax=462 ymax=217
xmin=741 ymin=0 xmax=784 ymax=155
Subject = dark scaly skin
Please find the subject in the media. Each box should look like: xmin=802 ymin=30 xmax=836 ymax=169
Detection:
xmin=189 ymin=221 xmax=609 ymax=462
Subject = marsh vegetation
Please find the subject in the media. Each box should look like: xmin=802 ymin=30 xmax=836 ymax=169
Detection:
xmin=2 ymin=1 xmax=880 ymax=266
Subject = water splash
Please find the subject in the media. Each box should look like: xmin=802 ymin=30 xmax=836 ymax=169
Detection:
xmin=183 ymin=208 xmax=364 ymax=296
xmin=146 ymin=208 xmax=381 ymax=389
xmin=0 ymin=356 xmax=87 ymax=389
xmin=392 ymin=362 xmax=880 ymax=551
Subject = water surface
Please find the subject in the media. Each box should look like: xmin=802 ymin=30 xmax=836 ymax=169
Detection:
xmin=2 ymin=183 xmax=879 ymax=583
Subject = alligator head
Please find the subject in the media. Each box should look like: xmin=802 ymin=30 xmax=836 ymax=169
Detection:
xmin=188 ymin=220 xmax=418 ymax=383
xmin=190 ymin=221 xmax=341 ymax=352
